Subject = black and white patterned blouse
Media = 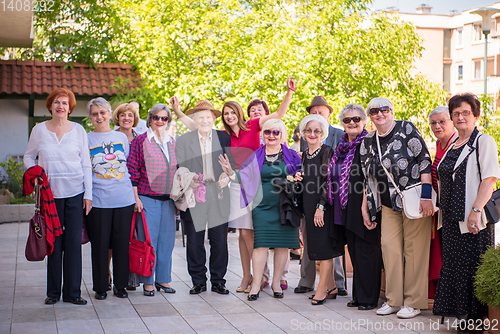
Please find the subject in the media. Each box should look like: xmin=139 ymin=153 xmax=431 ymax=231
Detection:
xmin=360 ymin=120 xmax=432 ymax=221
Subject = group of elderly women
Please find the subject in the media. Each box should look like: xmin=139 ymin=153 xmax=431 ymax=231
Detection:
xmin=24 ymin=88 xmax=179 ymax=303
xmin=24 ymin=86 xmax=498 ymax=326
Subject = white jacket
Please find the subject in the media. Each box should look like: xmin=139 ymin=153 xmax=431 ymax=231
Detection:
xmin=171 ymin=167 xmax=197 ymax=211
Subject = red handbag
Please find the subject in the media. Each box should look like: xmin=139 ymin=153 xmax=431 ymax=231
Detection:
xmin=129 ymin=211 xmax=155 ymax=276
xmin=25 ymin=183 xmax=47 ymax=261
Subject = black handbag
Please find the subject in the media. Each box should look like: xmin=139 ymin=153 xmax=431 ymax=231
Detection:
xmin=476 ymin=135 xmax=500 ymax=224
xmin=272 ymin=177 xmax=303 ymax=227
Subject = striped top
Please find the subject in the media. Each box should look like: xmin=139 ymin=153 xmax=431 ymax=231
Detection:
xmin=431 ymin=133 xmax=457 ymax=192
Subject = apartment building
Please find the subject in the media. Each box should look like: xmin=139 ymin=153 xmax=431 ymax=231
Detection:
xmin=389 ymin=3 xmax=500 ymax=98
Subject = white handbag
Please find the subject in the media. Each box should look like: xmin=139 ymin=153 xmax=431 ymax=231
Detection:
xmin=376 ymin=132 xmax=436 ymax=219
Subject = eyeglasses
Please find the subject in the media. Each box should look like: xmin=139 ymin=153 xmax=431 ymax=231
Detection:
xmin=430 ymin=119 xmax=449 ymax=127
xmin=369 ymin=106 xmax=391 ymax=115
xmin=452 ymin=110 xmax=471 ymax=118
xmin=152 ymin=115 xmax=169 ymax=122
xmin=342 ymin=116 xmax=361 ymax=124
xmin=304 ymin=129 xmax=323 ymax=135
xmin=263 ymin=129 xmax=281 ymax=136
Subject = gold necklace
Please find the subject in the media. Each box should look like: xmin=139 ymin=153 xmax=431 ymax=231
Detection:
xmin=307 ymin=145 xmax=322 ymax=159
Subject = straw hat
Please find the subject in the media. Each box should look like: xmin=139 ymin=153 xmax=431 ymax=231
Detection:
xmin=306 ymin=96 xmax=333 ymax=114
xmin=185 ymin=100 xmax=221 ymax=118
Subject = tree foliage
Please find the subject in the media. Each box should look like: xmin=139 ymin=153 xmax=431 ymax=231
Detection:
xmin=8 ymin=0 xmax=447 ymax=138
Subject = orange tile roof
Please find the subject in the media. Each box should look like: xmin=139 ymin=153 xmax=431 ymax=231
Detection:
xmin=0 ymin=60 xmax=142 ymax=96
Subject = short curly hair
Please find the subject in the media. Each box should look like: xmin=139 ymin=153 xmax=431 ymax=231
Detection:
xmin=112 ymin=103 xmax=140 ymax=127
xmin=45 ymin=88 xmax=77 ymax=115
xmin=247 ymin=99 xmax=270 ymax=118
xmin=448 ymin=92 xmax=481 ymax=118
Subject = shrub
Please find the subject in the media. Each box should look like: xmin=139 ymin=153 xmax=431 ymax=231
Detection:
xmin=474 ymin=244 xmax=500 ymax=309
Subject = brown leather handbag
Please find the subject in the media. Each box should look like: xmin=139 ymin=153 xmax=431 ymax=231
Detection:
xmin=25 ymin=183 xmax=47 ymax=261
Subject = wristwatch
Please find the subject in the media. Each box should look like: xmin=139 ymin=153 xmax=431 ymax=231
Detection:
xmin=316 ymin=203 xmax=325 ymax=211
xmin=472 ymin=206 xmax=482 ymax=213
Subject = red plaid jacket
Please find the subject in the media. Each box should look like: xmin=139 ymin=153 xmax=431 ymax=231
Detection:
xmin=127 ymin=132 xmax=177 ymax=197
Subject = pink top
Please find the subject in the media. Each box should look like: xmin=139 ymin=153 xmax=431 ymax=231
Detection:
xmin=227 ymin=118 xmax=262 ymax=169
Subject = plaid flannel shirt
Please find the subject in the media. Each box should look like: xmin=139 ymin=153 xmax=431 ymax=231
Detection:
xmin=127 ymin=132 xmax=177 ymax=196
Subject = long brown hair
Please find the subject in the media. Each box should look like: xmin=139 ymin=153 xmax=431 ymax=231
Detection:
xmin=221 ymin=101 xmax=248 ymax=134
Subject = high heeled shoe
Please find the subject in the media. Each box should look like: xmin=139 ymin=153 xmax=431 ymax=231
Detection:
xmin=272 ymin=290 xmax=284 ymax=299
xmin=155 ymin=283 xmax=176 ymax=293
xmin=247 ymin=291 xmax=260 ymax=301
xmin=236 ymin=276 xmax=253 ymax=293
xmin=143 ymin=286 xmax=155 ymax=296
xmin=311 ymin=296 xmax=327 ymax=305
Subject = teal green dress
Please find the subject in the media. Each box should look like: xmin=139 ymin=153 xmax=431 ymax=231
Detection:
xmin=252 ymin=160 xmax=300 ymax=249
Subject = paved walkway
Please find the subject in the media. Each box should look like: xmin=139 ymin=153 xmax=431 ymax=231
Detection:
xmin=1 ymin=221 xmax=485 ymax=333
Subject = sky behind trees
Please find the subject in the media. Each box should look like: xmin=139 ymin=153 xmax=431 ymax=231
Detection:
xmin=370 ymin=0 xmax=496 ymax=14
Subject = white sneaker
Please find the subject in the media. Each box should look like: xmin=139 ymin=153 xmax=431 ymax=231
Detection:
xmin=397 ymin=306 xmax=421 ymax=319
xmin=376 ymin=302 xmax=399 ymax=315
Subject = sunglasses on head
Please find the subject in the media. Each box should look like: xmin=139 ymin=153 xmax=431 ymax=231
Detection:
xmin=342 ymin=116 xmax=361 ymax=124
xmin=263 ymin=129 xmax=281 ymax=136
xmin=369 ymin=106 xmax=391 ymax=115
xmin=152 ymin=115 xmax=169 ymax=122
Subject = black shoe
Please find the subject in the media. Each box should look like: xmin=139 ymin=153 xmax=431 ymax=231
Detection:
xmin=290 ymin=252 xmax=301 ymax=260
xmin=63 ymin=297 xmax=87 ymax=305
xmin=211 ymin=283 xmax=229 ymax=295
xmin=247 ymin=292 xmax=260 ymax=301
xmin=44 ymin=297 xmax=59 ymax=305
xmin=272 ymin=290 xmax=284 ymax=299
xmin=143 ymin=286 xmax=155 ymax=297
xmin=347 ymin=300 xmax=360 ymax=307
xmin=95 ymin=292 xmax=107 ymax=300
xmin=126 ymin=285 xmax=137 ymax=291
xmin=113 ymin=286 xmax=128 ymax=298
xmin=311 ymin=297 xmax=326 ymax=305
xmin=337 ymin=288 xmax=348 ymax=296
xmin=358 ymin=304 xmax=377 ymax=310
xmin=189 ymin=284 xmax=207 ymax=295
xmin=155 ymin=283 xmax=176 ymax=293
xmin=294 ymin=285 xmax=313 ymax=293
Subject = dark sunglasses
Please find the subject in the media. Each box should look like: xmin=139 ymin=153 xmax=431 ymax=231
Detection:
xmin=369 ymin=106 xmax=391 ymax=115
xmin=152 ymin=115 xmax=169 ymax=122
xmin=263 ymin=129 xmax=281 ymax=136
xmin=342 ymin=116 xmax=361 ymax=124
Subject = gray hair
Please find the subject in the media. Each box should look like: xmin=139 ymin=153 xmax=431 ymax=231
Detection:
xmin=299 ymin=115 xmax=329 ymax=142
xmin=428 ymin=106 xmax=449 ymax=122
xmin=146 ymin=103 xmax=172 ymax=129
xmin=366 ymin=97 xmax=395 ymax=115
xmin=261 ymin=119 xmax=288 ymax=144
xmin=87 ymin=97 xmax=112 ymax=115
xmin=338 ymin=103 xmax=368 ymax=125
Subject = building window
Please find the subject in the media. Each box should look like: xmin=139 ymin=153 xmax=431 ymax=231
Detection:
xmin=473 ymin=59 xmax=482 ymax=80
xmin=487 ymin=58 xmax=495 ymax=77
xmin=474 ymin=23 xmax=483 ymax=42
xmin=457 ymin=63 xmax=463 ymax=81
xmin=457 ymin=28 xmax=463 ymax=48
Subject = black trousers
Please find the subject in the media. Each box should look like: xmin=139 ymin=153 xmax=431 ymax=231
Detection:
xmin=181 ymin=184 xmax=229 ymax=285
xmin=346 ymin=230 xmax=382 ymax=306
xmin=47 ymin=193 xmax=84 ymax=300
xmin=86 ymin=204 xmax=134 ymax=293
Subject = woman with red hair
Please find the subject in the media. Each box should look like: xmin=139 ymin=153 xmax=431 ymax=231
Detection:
xmin=24 ymin=88 xmax=92 ymax=305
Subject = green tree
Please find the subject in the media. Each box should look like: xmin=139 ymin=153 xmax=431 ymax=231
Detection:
xmin=6 ymin=0 xmax=447 ymax=139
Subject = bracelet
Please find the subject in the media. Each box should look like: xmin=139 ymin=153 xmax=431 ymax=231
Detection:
xmin=421 ymin=183 xmax=432 ymax=199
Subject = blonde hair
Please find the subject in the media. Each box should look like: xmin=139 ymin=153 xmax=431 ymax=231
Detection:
xmin=299 ymin=115 xmax=329 ymax=141
xmin=112 ymin=103 xmax=140 ymax=127
xmin=261 ymin=119 xmax=287 ymax=144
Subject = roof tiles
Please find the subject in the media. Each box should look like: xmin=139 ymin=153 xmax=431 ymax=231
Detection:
xmin=0 ymin=60 xmax=141 ymax=96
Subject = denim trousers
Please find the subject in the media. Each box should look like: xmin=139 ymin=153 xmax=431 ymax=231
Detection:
xmin=138 ymin=196 xmax=176 ymax=284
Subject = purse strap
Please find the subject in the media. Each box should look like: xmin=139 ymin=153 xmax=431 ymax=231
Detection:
xmin=35 ymin=183 xmax=42 ymax=214
xmin=130 ymin=211 xmax=152 ymax=246
xmin=475 ymin=134 xmax=483 ymax=182
xmin=375 ymin=132 xmax=404 ymax=199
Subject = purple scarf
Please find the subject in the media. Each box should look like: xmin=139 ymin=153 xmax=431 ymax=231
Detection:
xmin=239 ymin=144 xmax=302 ymax=208
xmin=327 ymin=129 xmax=367 ymax=207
